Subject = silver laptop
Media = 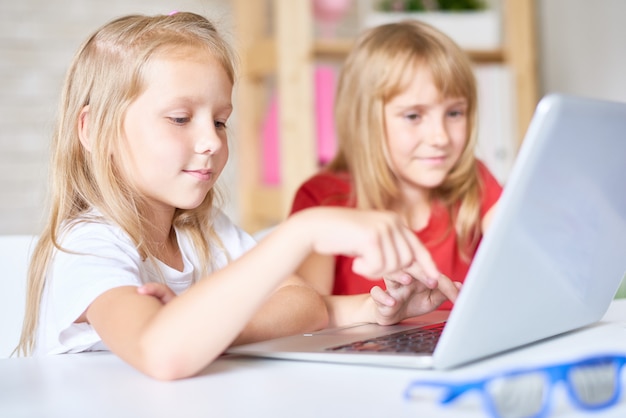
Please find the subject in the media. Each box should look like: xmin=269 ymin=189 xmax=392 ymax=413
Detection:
xmin=228 ymin=94 xmax=626 ymax=369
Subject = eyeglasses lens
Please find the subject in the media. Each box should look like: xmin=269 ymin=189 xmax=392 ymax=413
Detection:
xmin=569 ymin=361 xmax=617 ymax=407
xmin=487 ymin=373 xmax=546 ymax=418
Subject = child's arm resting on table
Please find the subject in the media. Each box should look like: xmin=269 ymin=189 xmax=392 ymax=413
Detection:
xmin=84 ymin=207 xmax=431 ymax=381
xmin=139 ymin=276 xmax=328 ymax=346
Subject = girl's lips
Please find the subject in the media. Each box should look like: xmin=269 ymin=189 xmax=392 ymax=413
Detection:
xmin=419 ymin=156 xmax=447 ymax=165
xmin=183 ymin=169 xmax=212 ymax=181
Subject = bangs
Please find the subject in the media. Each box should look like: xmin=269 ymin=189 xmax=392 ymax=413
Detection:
xmin=151 ymin=40 xmax=235 ymax=85
xmin=372 ymin=22 xmax=474 ymax=103
xmin=383 ymin=52 xmax=473 ymax=104
xmin=380 ymin=52 xmax=419 ymax=101
xmin=428 ymin=51 xmax=474 ymax=100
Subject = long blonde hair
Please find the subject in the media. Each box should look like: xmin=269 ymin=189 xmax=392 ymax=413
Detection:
xmin=329 ymin=20 xmax=482 ymax=258
xmin=16 ymin=12 xmax=237 ymax=356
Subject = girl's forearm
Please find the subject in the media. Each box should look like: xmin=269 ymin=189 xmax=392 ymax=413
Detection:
xmin=134 ymin=214 xmax=317 ymax=378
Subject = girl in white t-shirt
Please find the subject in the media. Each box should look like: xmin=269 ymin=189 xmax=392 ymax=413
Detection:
xmin=15 ymin=12 xmax=458 ymax=380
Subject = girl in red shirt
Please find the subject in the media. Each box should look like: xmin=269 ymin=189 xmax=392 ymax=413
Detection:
xmin=291 ymin=20 xmax=502 ymax=313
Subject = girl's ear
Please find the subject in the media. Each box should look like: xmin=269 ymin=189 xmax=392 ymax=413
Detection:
xmin=78 ymin=105 xmax=91 ymax=152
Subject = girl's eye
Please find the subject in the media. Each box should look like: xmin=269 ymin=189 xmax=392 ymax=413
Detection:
xmin=448 ymin=109 xmax=466 ymax=118
xmin=405 ymin=112 xmax=421 ymax=122
xmin=169 ymin=117 xmax=189 ymax=125
xmin=215 ymin=120 xmax=228 ymax=130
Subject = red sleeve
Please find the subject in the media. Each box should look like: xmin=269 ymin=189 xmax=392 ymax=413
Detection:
xmin=290 ymin=178 xmax=324 ymax=214
xmin=289 ymin=171 xmax=353 ymax=216
xmin=477 ymin=160 xmax=503 ymax=218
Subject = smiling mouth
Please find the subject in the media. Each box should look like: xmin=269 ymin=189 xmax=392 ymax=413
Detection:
xmin=183 ymin=169 xmax=212 ymax=181
xmin=419 ymin=156 xmax=447 ymax=164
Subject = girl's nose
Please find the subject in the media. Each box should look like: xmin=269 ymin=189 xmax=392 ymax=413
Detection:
xmin=426 ymin=117 xmax=450 ymax=147
xmin=195 ymin=126 xmax=223 ymax=155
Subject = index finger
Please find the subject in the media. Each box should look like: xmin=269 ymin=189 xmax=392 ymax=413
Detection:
xmin=435 ymin=274 xmax=461 ymax=303
xmin=402 ymin=227 xmax=440 ymax=280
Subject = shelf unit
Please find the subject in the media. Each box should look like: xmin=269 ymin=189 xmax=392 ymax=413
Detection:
xmin=232 ymin=0 xmax=538 ymax=233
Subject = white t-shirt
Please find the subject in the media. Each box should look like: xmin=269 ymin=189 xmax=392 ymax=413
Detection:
xmin=35 ymin=209 xmax=256 ymax=356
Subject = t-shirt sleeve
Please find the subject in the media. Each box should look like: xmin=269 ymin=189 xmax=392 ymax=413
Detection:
xmin=289 ymin=172 xmax=352 ymax=216
xmin=290 ymin=178 xmax=324 ymax=215
xmin=477 ymin=160 xmax=503 ymax=217
xmin=43 ymin=222 xmax=145 ymax=354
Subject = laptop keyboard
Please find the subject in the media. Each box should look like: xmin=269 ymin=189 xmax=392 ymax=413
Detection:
xmin=325 ymin=322 xmax=446 ymax=354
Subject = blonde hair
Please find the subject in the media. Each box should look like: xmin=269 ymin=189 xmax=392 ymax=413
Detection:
xmin=16 ymin=12 xmax=237 ymax=356
xmin=328 ymin=20 xmax=482 ymax=259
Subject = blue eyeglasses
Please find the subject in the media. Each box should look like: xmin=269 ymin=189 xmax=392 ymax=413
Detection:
xmin=404 ymin=354 xmax=626 ymax=418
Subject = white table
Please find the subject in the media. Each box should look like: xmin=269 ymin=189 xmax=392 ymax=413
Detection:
xmin=1 ymin=300 xmax=625 ymax=418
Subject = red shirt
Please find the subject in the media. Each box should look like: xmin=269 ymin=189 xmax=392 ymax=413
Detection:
xmin=289 ymin=161 xmax=502 ymax=310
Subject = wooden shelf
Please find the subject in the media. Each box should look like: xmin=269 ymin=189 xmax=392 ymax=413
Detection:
xmin=313 ymin=39 xmax=354 ymax=58
xmin=244 ymin=38 xmax=505 ymax=78
xmin=316 ymin=39 xmax=505 ymax=63
xmin=233 ymin=0 xmax=538 ymax=233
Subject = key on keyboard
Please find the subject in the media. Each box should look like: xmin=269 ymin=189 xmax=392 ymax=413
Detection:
xmin=325 ymin=322 xmax=445 ymax=354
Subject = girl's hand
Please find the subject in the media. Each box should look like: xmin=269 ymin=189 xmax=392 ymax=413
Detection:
xmin=369 ymin=267 xmax=461 ymax=325
xmin=137 ymin=282 xmax=177 ymax=305
xmin=303 ymin=208 xmax=440 ymax=281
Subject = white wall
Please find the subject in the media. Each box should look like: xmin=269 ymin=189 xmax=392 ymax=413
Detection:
xmin=0 ymin=0 xmax=235 ymax=235
xmin=537 ymin=0 xmax=626 ymax=102
xmin=2 ymin=0 xmax=626 ymax=235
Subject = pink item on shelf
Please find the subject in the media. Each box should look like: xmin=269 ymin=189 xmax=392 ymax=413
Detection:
xmin=312 ymin=0 xmax=353 ymax=38
xmin=312 ymin=0 xmax=352 ymax=22
xmin=261 ymin=94 xmax=280 ymax=185
xmin=261 ymin=65 xmax=337 ymax=185
xmin=315 ymin=65 xmax=337 ymax=165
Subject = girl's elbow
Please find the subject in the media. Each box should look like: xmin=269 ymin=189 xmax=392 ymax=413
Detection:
xmin=136 ymin=340 xmax=217 ymax=381
xmin=139 ymin=352 xmax=195 ymax=381
xmin=314 ymin=296 xmax=330 ymax=330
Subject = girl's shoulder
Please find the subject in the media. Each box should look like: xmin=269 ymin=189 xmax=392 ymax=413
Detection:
xmin=59 ymin=211 xmax=134 ymax=252
xmin=475 ymin=160 xmax=503 ymax=216
xmin=475 ymin=160 xmax=503 ymax=192
xmin=302 ymin=169 xmax=352 ymax=190
xmin=291 ymin=170 xmax=354 ymax=214
xmin=476 ymin=160 xmax=499 ymax=183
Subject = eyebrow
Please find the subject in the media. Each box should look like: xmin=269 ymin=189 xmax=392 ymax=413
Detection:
xmin=161 ymin=96 xmax=233 ymax=112
xmin=445 ymin=98 xmax=468 ymax=107
xmin=388 ymin=94 xmax=468 ymax=107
